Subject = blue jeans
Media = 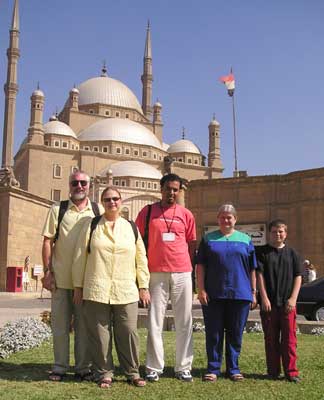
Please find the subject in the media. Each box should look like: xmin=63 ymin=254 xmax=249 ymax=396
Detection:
xmin=202 ymin=299 xmax=250 ymax=376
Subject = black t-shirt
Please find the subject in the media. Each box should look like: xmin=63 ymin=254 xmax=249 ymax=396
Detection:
xmin=256 ymin=244 xmax=303 ymax=307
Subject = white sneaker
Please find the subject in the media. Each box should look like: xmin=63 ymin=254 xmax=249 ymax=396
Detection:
xmin=146 ymin=370 xmax=160 ymax=382
xmin=175 ymin=370 xmax=193 ymax=382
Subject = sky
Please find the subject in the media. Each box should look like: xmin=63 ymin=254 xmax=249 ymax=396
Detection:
xmin=0 ymin=0 xmax=324 ymax=178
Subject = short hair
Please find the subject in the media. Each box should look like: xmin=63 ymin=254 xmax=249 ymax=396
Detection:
xmin=268 ymin=219 xmax=287 ymax=232
xmin=217 ymin=203 xmax=237 ymax=217
xmin=69 ymin=169 xmax=90 ymax=183
xmin=160 ymin=173 xmax=182 ymax=189
xmin=100 ymin=186 xmax=122 ymax=202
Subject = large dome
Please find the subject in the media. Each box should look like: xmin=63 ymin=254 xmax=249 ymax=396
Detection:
xmin=100 ymin=161 xmax=162 ymax=180
xmin=44 ymin=120 xmax=77 ymax=138
xmin=77 ymin=76 xmax=143 ymax=115
xmin=167 ymin=139 xmax=201 ymax=154
xmin=78 ymin=118 xmax=163 ymax=149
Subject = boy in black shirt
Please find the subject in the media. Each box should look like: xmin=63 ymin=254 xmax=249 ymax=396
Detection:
xmin=256 ymin=219 xmax=302 ymax=383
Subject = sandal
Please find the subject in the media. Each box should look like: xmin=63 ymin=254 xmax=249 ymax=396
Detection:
xmin=230 ymin=373 xmax=244 ymax=382
xmin=75 ymin=372 xmax=93 ymax=382
xmin=127 ymin=377 xmax=146 ymax=387
xmin=49 ymin=372 xmax=65 ymax=382
xmin=98 ymin=377 xmax=113 ymax=389
xmin=202 ymin=373 xmax=217 ymax=382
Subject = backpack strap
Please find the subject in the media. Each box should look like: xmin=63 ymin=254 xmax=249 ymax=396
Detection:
xmin=91 ymin=201 xmax=100 ymax=217
xmin=54 ymin=200 xmax=69 ymax=243
xmin=143 ymin=204 xmax=152 ymax=251
xmin=128 ymin=220 xmax=138 ymax=243
xmin=87 ymin=215 xmax=102 ymax=254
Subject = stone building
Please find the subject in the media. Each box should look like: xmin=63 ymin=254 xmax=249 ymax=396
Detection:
xmin=0 ymin=1 xmax=323 ymax=291
xmin=0 ymin=0 xmax=223 ymax=289
xmin=187 ymin=169 xmax=324 ymax=276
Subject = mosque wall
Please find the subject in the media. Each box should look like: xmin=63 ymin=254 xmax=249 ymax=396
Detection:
xmin=0 ymin=188 xmax=51 ymax=291
xmin=187 ymin=168 xmax=324 ymax=276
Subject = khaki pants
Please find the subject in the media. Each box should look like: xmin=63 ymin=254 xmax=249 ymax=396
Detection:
xmin=51 ymin=288 xmax=90 ymax=375
xmin=146 ymin=272 xmax=193 ymax=373
xmin=83 ymin=300 xmax=140 ymax=382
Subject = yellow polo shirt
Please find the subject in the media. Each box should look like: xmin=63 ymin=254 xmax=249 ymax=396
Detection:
xmin=72 ymin=216 xmax=150 ymax=305
xmin=42 ymin=199 xmax=103 ymax=289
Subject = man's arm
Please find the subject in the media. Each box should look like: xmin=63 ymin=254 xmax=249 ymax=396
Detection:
xmin=41 ymin=236 xmax=56 ymax=291
xmin=286 ymin=275 xmax=302 ymax=313
xmin=42 ymin=236 xmax=53 ymax=271
xmin=188 ymin=240 xmax=197 ymax=264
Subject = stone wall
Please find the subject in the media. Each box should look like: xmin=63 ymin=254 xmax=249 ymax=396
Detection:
xmin=187 ymin=167 xmax=324 ymax=276
xmin=0 ymin=187 xmax=52 ymax=291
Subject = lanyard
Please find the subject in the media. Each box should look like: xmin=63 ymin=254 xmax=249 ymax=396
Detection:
xmin=159 ymin=202 xmax=176 ymax=233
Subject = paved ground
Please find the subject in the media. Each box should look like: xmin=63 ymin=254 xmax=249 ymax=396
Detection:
xmin=0 ymin=291 xmax=306 ymax=330
xmin=0 ymin=291 xmax=51 ymax=328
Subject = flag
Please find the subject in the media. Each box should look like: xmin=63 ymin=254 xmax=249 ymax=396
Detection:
xmin=219 ymin=69 xmax=235 ymax=96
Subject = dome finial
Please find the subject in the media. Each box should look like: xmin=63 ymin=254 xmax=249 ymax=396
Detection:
xmin=37 ymin=81 xmax=40 ymax=90
xmin=182 ymin=126 xmax=185 ymax=140
xmin=101 ymin=60 xmax=108 ymax=77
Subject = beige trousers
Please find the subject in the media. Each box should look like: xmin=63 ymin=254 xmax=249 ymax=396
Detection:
xmin=83 ymin=300 xmax=140 ymax=382
xmin=51 ymin=288 xmax=90 ymax=375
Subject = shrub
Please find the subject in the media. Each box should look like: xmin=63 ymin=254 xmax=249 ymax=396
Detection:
xmin=0 ymin=317 xmax=51 ymax=359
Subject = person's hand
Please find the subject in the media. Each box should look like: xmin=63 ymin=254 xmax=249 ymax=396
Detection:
xmin=250 ymin=293 xmax=258 ymax=310
xmin=198 ymin=289 xmax=209 ymax=305
xmin=73 ymin=288 xmax=83 ymax=305
xmin=139 ymin=288 xmax=151 ymax=307
xmin=261 ymin=297 xmax=271 ymax=312
xmin=285 ymin=297 xmax=296 ymax=314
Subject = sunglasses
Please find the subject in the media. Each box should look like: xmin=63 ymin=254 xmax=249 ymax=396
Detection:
xmin=103 ymin=197 xmax=121 ymax=203
xmin=70 ymin=180 xmax=88 ymax=187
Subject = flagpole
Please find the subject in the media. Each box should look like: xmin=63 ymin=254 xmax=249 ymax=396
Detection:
xmin=231 ymin=93 xmax=238 ymax=177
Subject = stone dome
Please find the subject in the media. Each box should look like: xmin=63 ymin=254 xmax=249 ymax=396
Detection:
xmin=100 ymin=160 xmax=162 ymax=180
xmin=44 ymin=120 xmax=77 ymax=138
xmin=32 ymin=89 xmax=44 ymax=97
xmin=167 ymin=139 xmax=201 ymax=154
xmin=77 ymin=76 xmax=143 ymax=115
xmin=78 ymin=118 xmax=162 ymax=150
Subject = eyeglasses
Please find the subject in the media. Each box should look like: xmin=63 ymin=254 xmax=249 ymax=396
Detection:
xmin=70 ymin=180 xmax=88 ymax=187
xmin=103 ymin=197 xmax=121 ymax=203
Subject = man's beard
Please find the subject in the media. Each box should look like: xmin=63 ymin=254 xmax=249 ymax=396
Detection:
xmin=71 ymin=192 xmax=87 ymax=201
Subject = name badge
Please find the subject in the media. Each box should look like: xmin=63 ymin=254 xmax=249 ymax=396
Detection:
xmin=162 ymin=232 xmax=175 ymax=242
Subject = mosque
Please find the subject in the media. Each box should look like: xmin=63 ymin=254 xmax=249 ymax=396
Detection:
xmin=0 ymin=1 xmax=323 ymax=290
xmin=1 ymin=0 xmax=223 ymax=220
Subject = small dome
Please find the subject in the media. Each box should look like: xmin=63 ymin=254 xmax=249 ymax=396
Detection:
xmin=49 ymin=114 xmax=58 ymax=121
xmin=154 ymin=101 xmax=162 ymax=108
xmin=70 ymin=87 xmax=79 ymax=94
xmin=76 ymin=76 xmax=143 ymax=115
xmin=78 ymin=118 xmax=162 ymax=150
xmin=44 ymin=120 xmax=77 ymax=138
xmin=32 ymin=89 xmax=44 ymax=97
xmin=167 ymin=139 xmax=201 ymax=155
xmin=209 ymin=117 xmax=220 ymax=126
xmin=100 ymin=161 xmax=162 ymax=180
xmin=162 ymin=142 xmax=169 ymax=151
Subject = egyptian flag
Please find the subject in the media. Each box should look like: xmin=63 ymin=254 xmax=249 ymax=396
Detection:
xmin=219 ymin=69 xmax=235 ymax=97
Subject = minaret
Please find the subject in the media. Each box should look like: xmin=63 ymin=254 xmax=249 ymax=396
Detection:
xmin=153 ymin=100 xmax=163 ymax=142
xmin=208 ymin=114 xmax=224 ymax=176
xmin=27 ymin=86 xmax=45 ymax=145
xmin=68 ymin=86 xmax=79 ymax=110
xmin=141 ymin=21 xmax=153 ymax=120
xmin=1 ymin=0 xmax=20 ymax=169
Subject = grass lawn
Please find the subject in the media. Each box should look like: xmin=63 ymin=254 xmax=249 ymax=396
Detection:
xmin=0 ymin=330 xmax=323 ymax=400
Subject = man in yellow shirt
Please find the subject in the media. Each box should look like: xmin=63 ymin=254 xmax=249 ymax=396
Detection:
xmin=42 ymin=170 xmax=101 ymax=381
